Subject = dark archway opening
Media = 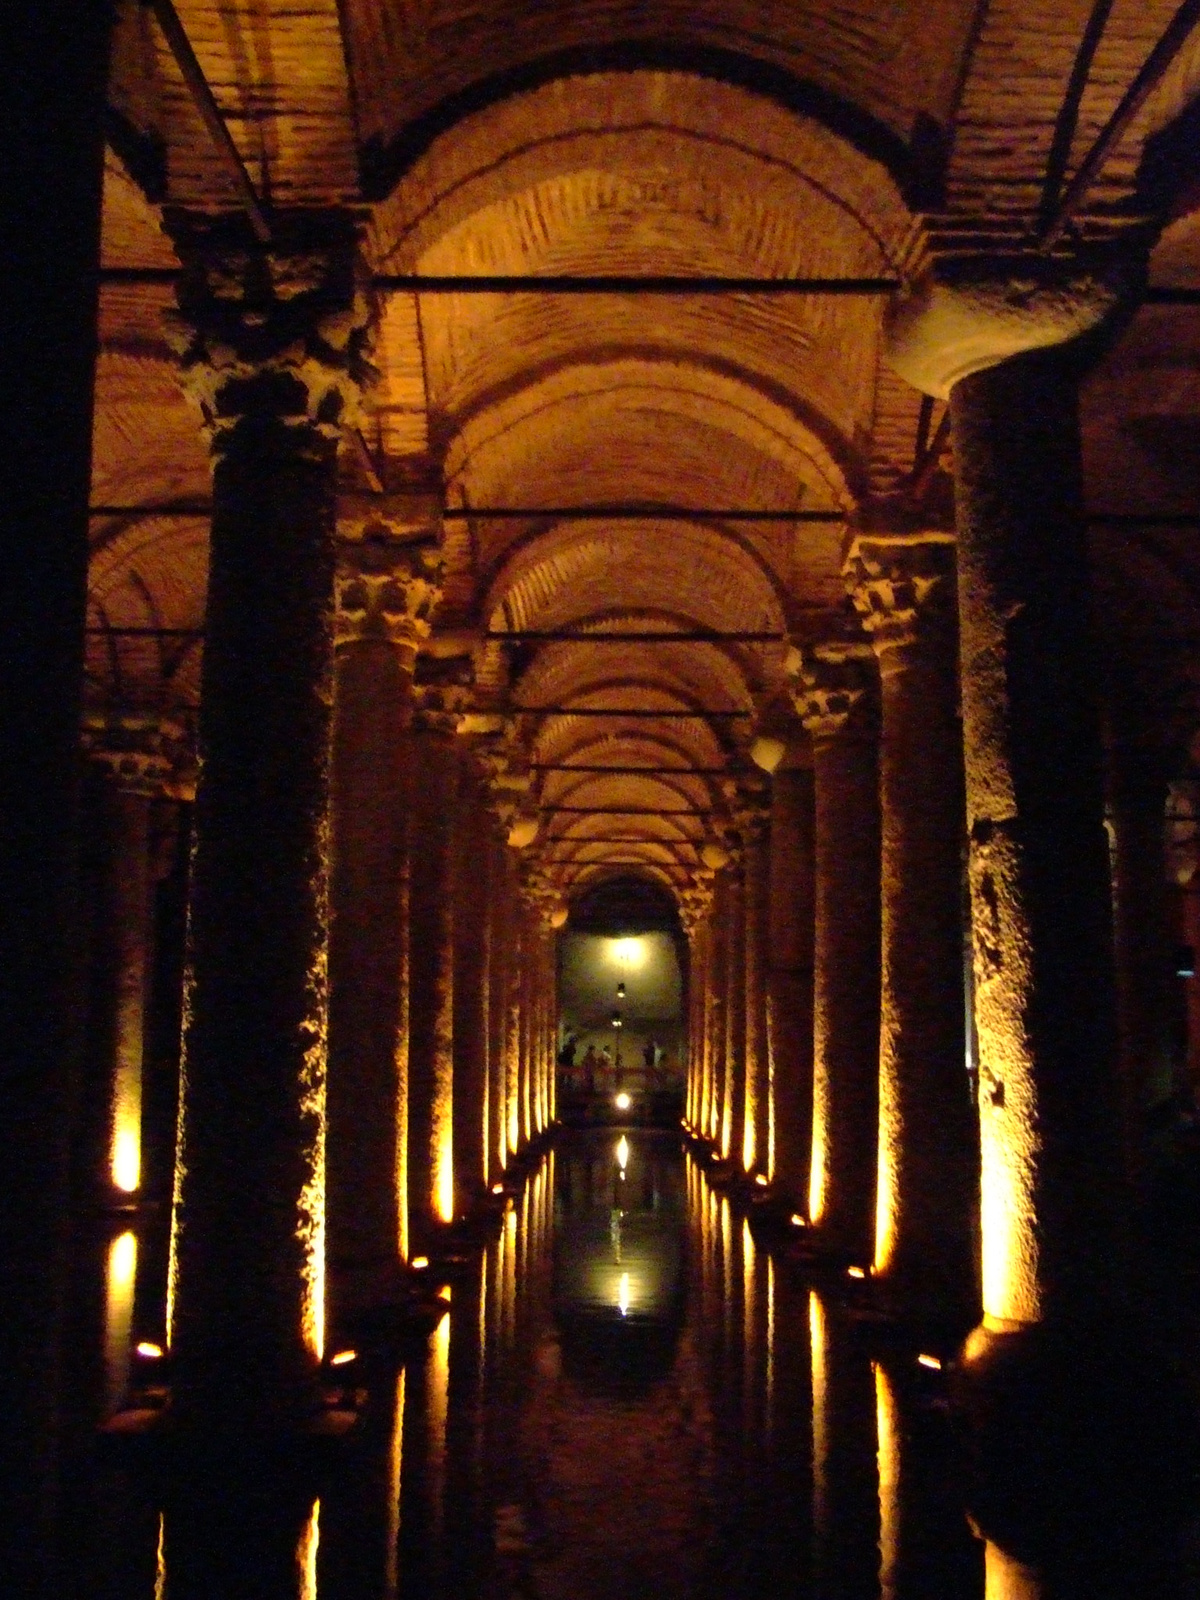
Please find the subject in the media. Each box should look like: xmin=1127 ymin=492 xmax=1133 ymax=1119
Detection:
xmin=556 ymin=875 xmax=686 ymax=1125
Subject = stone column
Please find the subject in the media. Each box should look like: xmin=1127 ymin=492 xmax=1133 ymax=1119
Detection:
xmin=887 ymin=267 xmax=1132 ymax=1368
xmin=1108 ymin=735 xmax=1177 ymax=1196
xmin=707 ymin=875 xmax=729 ymax=1147
xmin=485 ymin=830 xmax=511 ymax=1179
xmin=3 ymin=5 xmax=111 ymax=1576
xmin=82 ymin=717 xmax=175 ymax=1199
xmin=452 ymin=762 xmax=493 ymax=1215
xmin=951 ymin=343 xmax=1126 ymax=1348
xmin=766 ymin=761 xmax=816 ymax=1212
xmin=406 ymin=689 xmax=463 ymax=1247
xmin=741 ymin=809 xmax=772 ymax=1176
xmin=165 ymin=213 xmax=374 ymax=1433
xmin=326 ymin=513 xmax=442 ymax=1322
xmin=722 ymin=856 xmax=747 ymax=1164
xmin=795 ymin=648 xmax=882 ymax=1263
xmin=845 ymin=529 xmax=977 ymax=1323
xmin=771 ymin=761 xmax=819 ymax=1209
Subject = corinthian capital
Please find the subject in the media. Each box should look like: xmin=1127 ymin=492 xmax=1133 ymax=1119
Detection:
xmin=791 ymin=644 xmax=877 ymax=743
xmin=164 ymin=209 xmax=377 ymax=454
xmin=843 ymin=527 xmax=956 ymax=657
xmin=333 ymin=534 xmax=444 ymax=659
xmin=81 ymin=711 xmax=184 ymax=797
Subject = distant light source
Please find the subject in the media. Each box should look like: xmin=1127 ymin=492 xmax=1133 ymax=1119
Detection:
xmin=614 ymin=1091 xmax=632 ymax=1111
xmin=411 ymin=1256 xmax=430 ymax=1271
xmin=847 ymin=1265 xmax=867 ymax=1279
xmin=754 ymin=1173 xmax=769 ymax=1187
xmin=616 ymin=1135 xmax=629 ymax=1170
xmin=507 ymin=814 xmax=539 ymax=849
xmin=917 ymin=1353 xmax=942 ymax=1370
xmin=609 ymin=936 xmax=646 ymax=969
xmin=329 ymin=1349 xmax=358 ymax=1367
xmin=750 ymin=734 xmax=787 ymax=773
xmin=135 ymin=1340 xmax=164 ymax=1360
xmin=790 ymin=1213 xmax=806 ymax=1228
xmin=618 ymin=1271 xmax=631 ymax=1317
xmin=491 ymin=1182 xmax=505 ymax=1195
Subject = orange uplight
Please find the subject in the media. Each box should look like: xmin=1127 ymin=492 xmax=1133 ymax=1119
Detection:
xmin=789 ymin=1213 xmax=806 ymax=1227
xmin=754 ymin=1173 xmax=769 ymax=1187
xmin=329 ymin=1349 xmax=358 ymax=1367
xmin=847 ymin=1265 xmax=866 ymax=1279
xmin=491 ymin=1182 xmax=505 ymax=1195
xmin=917 ymin=1353 xmax=942 ymax=1370
xmin=411 ymin=1255 xmax=430 ymax=1270
xmin=135 ymin=1340 xmax=164 ymax=1360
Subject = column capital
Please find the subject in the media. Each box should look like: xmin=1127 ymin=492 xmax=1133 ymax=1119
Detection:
xmin=843 ymin=526 xmax=956 ymax=660
xmin=333 ymin=533 xmax=444 ymax=658
xmin=791 ymin=644 xmax=877 ymax=743
xmin=81 ymin=711 xmax=186 ymax=796
xmin=164 ymin=209 xmax=377 ymax=454
xmin=885 ymin=255 xmax=1136 ymax=400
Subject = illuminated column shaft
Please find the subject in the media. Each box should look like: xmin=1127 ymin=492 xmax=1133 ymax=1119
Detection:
xmin=84 ymin=723 xmax=173 ymax=1198
xmin=452 ymin=765 xmax=492 ymax=1213
xmin=722 ymin=861 xmax=747 ymax=1162
xmin=797 ymin=650 xmax=881 ymax=1262
xmin=1108 ymin=740 xmax=1176 ymax=1196
xmin=168 ymin=212 xmax=374 ymax=1429
xmin=328 ymin=522 xmax=441 ymax=1313
xmin=407 ymin=714 xmax=460 ymax=1242
xmin=504 ymin=890 xmax=523 ymax=1155
xmin=767 ymin=765 xmax=816 ymax=1209
xmin=743 ymin=814 xmax=772 ymax=1173
xmin=485 ymin=831 xmax=510 ymax=1177
xmin=708 ymin=879 xmax=729 ymax=1143
xmin=846 ymin=531 xmax=976 ymax=1319
xmin=951 ymin=344 xmax=1124 ymax=1330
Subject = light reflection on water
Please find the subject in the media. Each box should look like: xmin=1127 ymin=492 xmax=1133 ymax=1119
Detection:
xmin=75 ymin=1131 xmax=1198 ymax=1599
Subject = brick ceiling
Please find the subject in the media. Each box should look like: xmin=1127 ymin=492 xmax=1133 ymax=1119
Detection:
xmin=94 ymin=0 xmax=1200 ymax=904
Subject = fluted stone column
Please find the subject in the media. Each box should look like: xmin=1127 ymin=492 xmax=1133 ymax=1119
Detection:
xmin=795 ymin=649 xmax=882 ymax=1263
xmin=327 ymin=514 xmax=442 ymax=1320
xmin=951 ymin=344 xmax=1126 ymax=1346
xmin=82 ymin=717 xmax=176 ymax=1199
xmin=407 ymin=690 xmax=463 ymax=1247
xmin=166 ymin=212 xmax=375 ymax=1432
xmin=845 ymin=529 xmax=977 ymax=1322
xmin=767 ymin=761 xmax=816 ymax=1211
xmin=742 ymin=809 xmax=772 ymax=1175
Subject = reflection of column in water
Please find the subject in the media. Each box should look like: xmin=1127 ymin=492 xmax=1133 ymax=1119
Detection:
xmin=985 ymin=1542 xmax=1041 ymax=1600
xmin=104 ymin=1229 xmax=138 ymax=1415
xmin=428 ymin=1300 xmax=451 ymax=1541
xmin=742 ymin=1219 xmax=757 ymax=1447
xmin=766 ymin=1254 xmax=776 ymax=1445
xmin=876 ymin=1364 xmax=901 ymax=1598
xmin=809 ymin=1292 xmax=879 ymax=1599
xmin=154 ymin=1513 xmax=166 ymax=1600
xmin=385 ymin=1369 xmax=406 ymax=1600
xmin=502 ymin=1206 xmax=518 ymax=1353
xmin=874 ymin=1360 xmax=982 ymax=1599
xmin=297 ymin=1500 xmax=319 ymax=1600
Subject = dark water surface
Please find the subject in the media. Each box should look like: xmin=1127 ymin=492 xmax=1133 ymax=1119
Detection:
xmin=74 ymin=1130 xmax=1200 ymax=1598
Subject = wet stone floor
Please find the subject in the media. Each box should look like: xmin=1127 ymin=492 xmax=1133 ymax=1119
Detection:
xmin=73 ymin=1130 xmax=1200 ymax=1599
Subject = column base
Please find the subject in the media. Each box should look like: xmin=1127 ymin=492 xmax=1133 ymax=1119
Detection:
xmin=951 ymin=1320 xmax=1196 ymax=1556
